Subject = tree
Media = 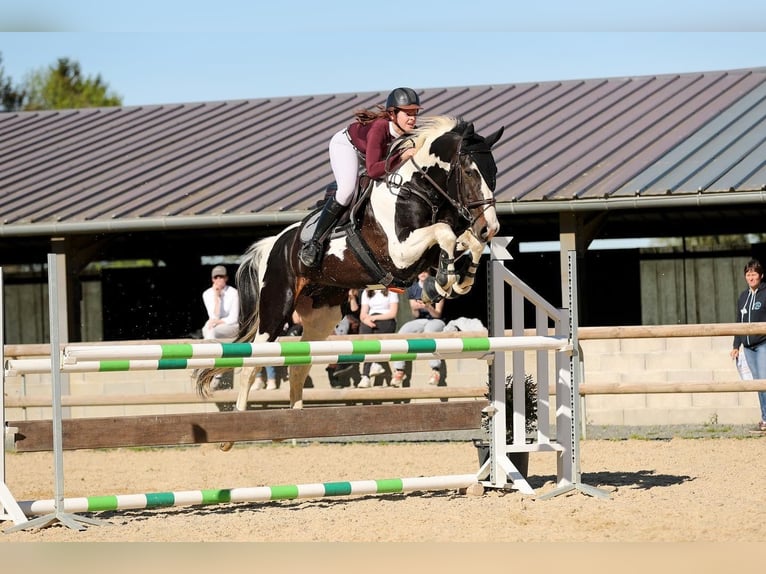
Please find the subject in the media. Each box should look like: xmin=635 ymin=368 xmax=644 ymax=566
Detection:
xmin=23 ymin=57 xmax=122 ymax=110
xmin=0 ymin=52 xmax=25 ymax=112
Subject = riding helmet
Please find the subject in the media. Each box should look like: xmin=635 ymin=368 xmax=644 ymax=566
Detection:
xmin=385 ymin=87 xmax=422 ymax=110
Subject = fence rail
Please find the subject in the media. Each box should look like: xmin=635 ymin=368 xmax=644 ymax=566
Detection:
xmin=6 ymin=323 xmax=766 ymax=411
xmin=4 ymin=386 xmax=487 ymax=408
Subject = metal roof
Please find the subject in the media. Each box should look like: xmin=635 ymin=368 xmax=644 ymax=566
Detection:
xmin=1 ymin=66 xmax=765 ymax=238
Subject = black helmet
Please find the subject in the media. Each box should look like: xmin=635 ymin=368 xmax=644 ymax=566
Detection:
xmin=385 ymin=87 xmax=421 ymax=110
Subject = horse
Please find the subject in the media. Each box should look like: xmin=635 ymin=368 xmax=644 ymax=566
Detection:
xmin=196 ymin=115 xmax=503 ymax=449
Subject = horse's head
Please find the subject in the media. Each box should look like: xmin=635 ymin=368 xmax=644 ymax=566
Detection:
xmin=398 ymin=117 xmax=502 ymax=243
xmin=453 ymin=121 xmax=503 ymax=242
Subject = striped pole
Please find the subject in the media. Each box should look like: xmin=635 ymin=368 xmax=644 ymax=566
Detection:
xmin=6 ymin=351 xmax=486 ymax=375
xmin=63 ymin=336 xmax=570 ymax=363
xmin=17 ymin=474 xmax=478 ymax=516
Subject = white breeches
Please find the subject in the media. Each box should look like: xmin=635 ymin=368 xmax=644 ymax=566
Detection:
xmin=329 ymin=128 xmax=361 ymax=207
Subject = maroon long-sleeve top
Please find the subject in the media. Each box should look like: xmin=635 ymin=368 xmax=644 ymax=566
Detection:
xmin=347 ymin=117 xmax=403 ymax=179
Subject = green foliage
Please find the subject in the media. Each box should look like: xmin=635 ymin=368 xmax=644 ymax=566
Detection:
xmin=0 ymin=52 xmax=25 ymax=112
xmin=23 ymin=57 xmax=122 ymax=110
xmin=482 ymin=372 xmax=538 ymax=441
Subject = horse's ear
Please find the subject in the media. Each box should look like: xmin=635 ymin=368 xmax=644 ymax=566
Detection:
xmin=462 ymin=122 xmax=475 ymax=137
xmin=484 ymin=126 xmax=504 ymax=149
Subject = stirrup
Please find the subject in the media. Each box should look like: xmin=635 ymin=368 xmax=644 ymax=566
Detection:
xmin=299 ymin=241 xmax=321 ymax=268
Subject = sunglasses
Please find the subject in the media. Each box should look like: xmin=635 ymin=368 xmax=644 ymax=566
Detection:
xmin=396 ymin=108 xmax=419 ymax=117
xmin=213 ymin=275 xmax=226 ymax=279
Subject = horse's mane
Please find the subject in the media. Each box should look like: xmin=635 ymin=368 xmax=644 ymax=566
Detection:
xmin=389 ymin=115 xmax=461 ymax=156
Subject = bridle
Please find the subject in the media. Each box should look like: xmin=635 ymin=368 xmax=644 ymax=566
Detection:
xmin=386 ymin=138 xmax=496 ymax=227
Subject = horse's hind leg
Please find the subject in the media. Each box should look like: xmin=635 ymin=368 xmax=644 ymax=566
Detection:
xmin=286 ymin=364 xmax=313 ymax=410
xmin=218 ymin=366 xmax=260 ymax=452
xmin=288 ymin=301 xmax=341 ymax=409
xmin=236 ymin=366 xmax=259 ymax=411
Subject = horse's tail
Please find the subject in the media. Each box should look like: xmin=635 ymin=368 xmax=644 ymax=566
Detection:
xmin=195 ymin=235 xmax=278 ymax=398
xmin=235 ymin=235 xmax=278 ymax=343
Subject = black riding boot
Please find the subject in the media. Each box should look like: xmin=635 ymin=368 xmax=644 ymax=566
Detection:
xmin=298 ymin=196 xmax=345 ymax=268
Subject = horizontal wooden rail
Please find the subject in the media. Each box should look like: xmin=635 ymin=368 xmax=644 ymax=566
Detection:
xmin=7 ymin=401 xmax=487 ymax=452
xmin=578 ymin=379 xmax=766 ymax=395
xmin=577 ymin=323 xmax=766 ymax=339
xmin=3 ymin=386 xmax=487 ymax=408
xmin=9 ymin=378 xmax=765 ymax=409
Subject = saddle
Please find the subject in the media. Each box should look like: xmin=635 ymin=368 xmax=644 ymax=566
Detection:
xmin=299 ymin=177 xmax=409 ymax=289
xmin=299 ymin=175 xmax=372 ymax=241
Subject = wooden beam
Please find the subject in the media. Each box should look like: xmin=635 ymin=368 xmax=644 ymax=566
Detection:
xmin=3 ymin=386 xmax=486 ymax=408
xmin=579 ymin=380 xmax=766 ymax=395
xmin=578 ymin=323 xmax=766 ymax=339
xmin=7 ymin=400 xmax=487 ymax=452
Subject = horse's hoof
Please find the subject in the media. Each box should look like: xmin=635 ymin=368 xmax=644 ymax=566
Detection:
xmin=435 ymin=282 xmax=452 ymax=300
xmin=451 ymin=284 xmax=472 ymax=296
xmin=219 ymin=441 xmax=234 ymax=452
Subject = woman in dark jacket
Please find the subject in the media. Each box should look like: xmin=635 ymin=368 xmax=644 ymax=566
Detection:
xmin=731 ymin=258 xmax=766 ymax=430
xmin=298 ymin=87 xmax=422 ymax=268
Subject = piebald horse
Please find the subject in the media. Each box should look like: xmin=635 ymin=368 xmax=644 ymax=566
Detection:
xmin=197 ymin=116 xmax=503 ymax=449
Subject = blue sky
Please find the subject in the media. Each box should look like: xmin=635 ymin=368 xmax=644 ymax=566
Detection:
xmin=1 ymin=1 xmax=764 ymax=107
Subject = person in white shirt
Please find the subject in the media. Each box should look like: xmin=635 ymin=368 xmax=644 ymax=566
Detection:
xmin=202 ymin=265 xmax=239 ymax=340
xmin=357 ymin=288 xmax=399 ymax=388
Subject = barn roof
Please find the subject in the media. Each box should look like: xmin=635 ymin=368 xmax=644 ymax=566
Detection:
xmin=1 ymin=66 xmax=765 ymax=239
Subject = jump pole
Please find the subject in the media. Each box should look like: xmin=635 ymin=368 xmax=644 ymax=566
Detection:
xmin=61 ymin=335 xmax=570 ymax=363
xmin=7 ymin=337 xmax=569 ymax=375
xmin=2 ymin=245 xmax=576 ymax=531
xmin=6 ymin=351 xmax=493 ymax=375
xmin=17 ymin=474 xmax=479 ymax=517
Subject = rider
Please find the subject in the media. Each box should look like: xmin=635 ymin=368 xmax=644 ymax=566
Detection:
xmin=298 ymin=87 xmax=423 ymax=268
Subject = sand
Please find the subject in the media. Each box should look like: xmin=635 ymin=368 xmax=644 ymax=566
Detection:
xmin=2 ymin=435 xmax=765 ymax=544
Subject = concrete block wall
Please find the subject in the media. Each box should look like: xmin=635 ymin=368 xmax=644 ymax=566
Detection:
xmin=580 ymin=336 xmax=759 ymax=426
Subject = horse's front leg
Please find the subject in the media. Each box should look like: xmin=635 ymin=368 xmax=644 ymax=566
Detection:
xmin=431 ymin=226 xmax=460 ymax=297
xmin=450 ymin=230 xmax=485 ymax=296
xmin=387 ymin=223 xmax=459 ymax=296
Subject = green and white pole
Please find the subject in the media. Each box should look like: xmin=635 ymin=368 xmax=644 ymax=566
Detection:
xmin=6 ymin=351 xmax=484 ymax=375
xmin=18 ymin=474 xmax=478 ymax=516
xmin=63 ymin=336 xmax=569 ymax=363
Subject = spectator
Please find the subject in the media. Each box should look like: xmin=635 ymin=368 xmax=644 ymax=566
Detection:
xmin=255 ymin=311 xmax=305 ymax=391
xmin=253 ymin=366 xmax=278 ymax=391
xmin=200 ymin=264 xmax=239 ymax=399
xmin=391 ymin=271 xmax=446 ymax=387
xmin=334 ymin=288 xmax=361 ymax=336
xmin=202 ymin=265 xmax=239 ymax=340
xmin=357 ymin=288 xmax=399 ymax=388
xmin=328 ymin=289 xmax=361 ymax=388
xmin=730 ymin=258 xmax=766 ymax=431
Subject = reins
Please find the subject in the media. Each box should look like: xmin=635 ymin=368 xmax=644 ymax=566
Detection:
xmin=391 ymin=144 xmax=496 ymax=227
